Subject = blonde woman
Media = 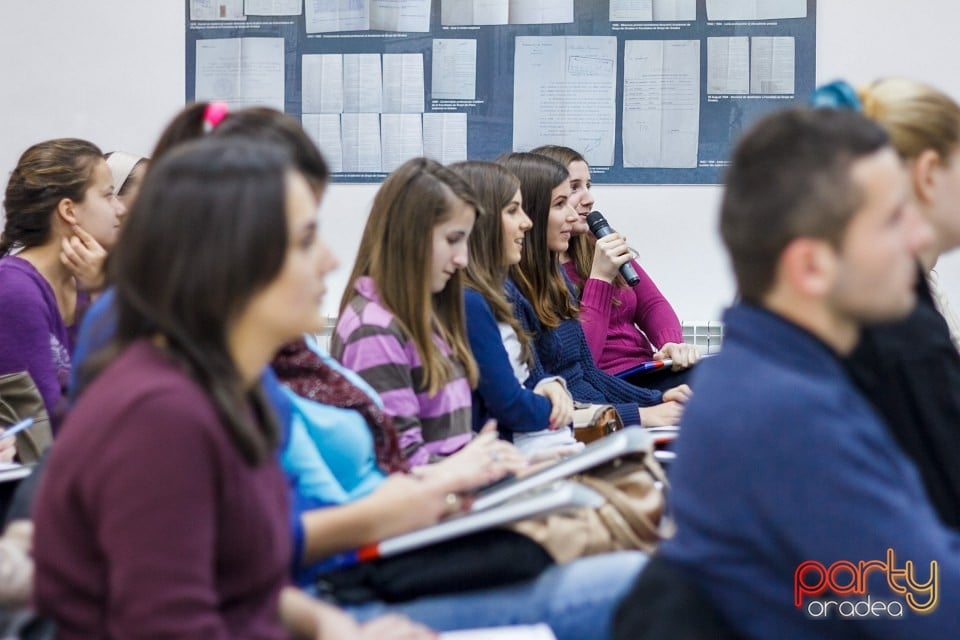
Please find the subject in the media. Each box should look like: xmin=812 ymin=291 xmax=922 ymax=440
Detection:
xmin=843 ymin=77 xmax=960 ymax=530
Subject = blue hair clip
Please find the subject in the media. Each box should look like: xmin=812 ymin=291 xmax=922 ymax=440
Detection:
xmin=810 ymin=80 xmax=863 ymax=112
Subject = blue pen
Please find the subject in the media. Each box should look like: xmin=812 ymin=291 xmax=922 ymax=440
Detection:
xmin=1 ymin=417 xmax=34 ymax=440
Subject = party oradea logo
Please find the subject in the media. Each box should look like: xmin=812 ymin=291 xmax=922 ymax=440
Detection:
xmin=794 ymin=549 xmax=938 ymax=619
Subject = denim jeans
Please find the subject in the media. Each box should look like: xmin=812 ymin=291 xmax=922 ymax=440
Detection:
xmin=346 ymin=551 xmax=648 ymax=640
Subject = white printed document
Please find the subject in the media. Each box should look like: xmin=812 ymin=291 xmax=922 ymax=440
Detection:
xmin=441 ymin=0 xmax=509 ymax=25
xmin=341 ymin=113 xmax=382 ymax=172
xmin=383 ymin=53 xmax=425 ymax=113
xmin=305 ymin=0 xmax=370 ymax=32
xmin=423 ymin=112 xmax=468 ymax=164
xmin=508 ymin=0 xmax=573 ymax=24
xmin=244 ymin=0 xmax=303 ymax=15
xmin=706 ymin=36 xmax=749 ymax=94
xmin=302 ymin=54 xmax=344 ymax=113
xmin=432 ymin=39 xmax=477 ymax=100
xmin=381 ymin=113 xmax=423 ymax=172
xmin=610 ymin=0 xmax=696 ymax=22
xmin=195 ymin=37 xmax=285 ymax=111
xmin=370 ymin=0 xmax=431 ymax=32
xmin=302 ymin=114 xmax=344 ymax=172
xmin=705 ymin=0 xmax=806 ymax=20
xmin=191 ymin=0 xmax=246 ymax=20
xmin=622 ymin=39 xmax=700 ymax=168
xmin=343 ymin=53 xmax=382 ymax=112
xmin=513 ymin=36 xmax=617 ymax=167
xmin=750 ymin=36 xmax=795 ymax=94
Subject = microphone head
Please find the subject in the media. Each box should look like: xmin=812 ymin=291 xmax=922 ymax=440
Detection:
xmin=585 ymin=211 xmax=607 ymax=234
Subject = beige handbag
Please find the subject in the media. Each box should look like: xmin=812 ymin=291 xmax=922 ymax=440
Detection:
xmin=0 ymin=371 xmax=54 ymax=463
xmin=512 ymin=440 xmax=674 ymax=563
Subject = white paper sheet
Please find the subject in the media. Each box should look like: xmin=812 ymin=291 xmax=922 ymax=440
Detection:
xmin=195 ymin=37 xmax=285 ymax=111
xmin=423 ymin=112 xmax=468 ymax=163
xmin=441 ymin=0 xmax=508 ymax=25
xmin=383 ymin=53 xmax=424 ymax=113
xmin=370 ymin=0 xmax=431 ymax=32
xmin=341 ymin=113 xmax=382 ymax=172
xmin=609 ymin=0 xmax=697 ymax=21
xmin=380 ymin=113 xmax=423 ymax=172
xmin=190 ymin=0 xmax=246 ymax=20
xmin=439 ymin=624 xmax=556 ymax=640
xmin=750 ymin=36 xmax=795 ymax=94
xmin=622 ymin=39 xmax=700 ymax=168
xmin=609 ymin=0 xmax=652 ymax=21
xmin=303 ymin=113 xmax=344 ymax=172
xmin=513 ymin=36 xmax=617 ymax=166
xmin=305 ymin=0 xmax=370 ymax=32
xmin=508 ymin=0 xmax=573 ymax=24
xmin=653 ymin=0 xmax=696 ymax=21
xmin=303 ymin=54 xmax=344 ymax=113
xmin=432 ymin=39 xmax=477 ymax=100
xmin=706 ymin=36 xmax=749 ymax=94
xmin=343 ymin=53 xmax=383 ymax=112
xmin=705 ymin=0 xmax=806 ymax=21
xmin=244 ymin=0 xmax=303 ymax=15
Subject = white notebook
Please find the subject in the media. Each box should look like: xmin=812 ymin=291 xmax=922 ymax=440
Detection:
xmin=374 ymin=480 xmax=603 ymax=558
xmin=471 ymin=426 xmax=654 ymax=512
xmin=0 ymin=462 xmax=32 ymax=483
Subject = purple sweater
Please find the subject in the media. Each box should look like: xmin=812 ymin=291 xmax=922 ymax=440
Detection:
xmin=33 ymin=340 xmax=291 ymax=639
xmin=562 ymin=259 xmax=683 ymax=375
xmin=0 ymin=256 xmax=78 ymax=418
xmin=331 ymin=276 xmax=473 ymax=466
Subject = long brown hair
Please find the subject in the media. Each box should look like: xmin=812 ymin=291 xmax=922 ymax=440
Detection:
xmin=497 ymin=152 xmax=578 ymax=328
xmin=339 ymin=157 xmax=480 ymax=395
xmin=450 ymin=161 xmax=534 ymax=367
xmin=81 ymin=139 xmax=298 ymax=464
xmin=2 ymin=138 xmax=104 ymax=256
xmin=530 ymin=144 xmax=623 ymax=292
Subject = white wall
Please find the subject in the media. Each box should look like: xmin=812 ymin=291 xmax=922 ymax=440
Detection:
xmin=3 ymin=1 xmax=960 ymax=320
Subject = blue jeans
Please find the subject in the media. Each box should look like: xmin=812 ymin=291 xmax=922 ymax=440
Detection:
xmin=346 ymin=551 xmax=647 ymax=640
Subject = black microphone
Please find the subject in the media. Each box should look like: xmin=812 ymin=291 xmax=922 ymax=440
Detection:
xmin=585 ymin=211 xmax=640 ymax=286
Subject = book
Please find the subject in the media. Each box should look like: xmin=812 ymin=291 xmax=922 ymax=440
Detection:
xmin=471 ymin=426 xmax=654 ymax=512
xmin=0 ymin=462 xmax=32 ymax=483
xmin=361 ymin=480 xmax=603 ymax=561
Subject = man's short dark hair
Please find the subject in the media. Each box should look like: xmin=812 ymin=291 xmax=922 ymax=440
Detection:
xmin=720 ymin=107 xmax=890 ymax=302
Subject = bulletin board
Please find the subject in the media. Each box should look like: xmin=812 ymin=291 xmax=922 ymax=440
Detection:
xmin=185 ymin=0 xmax=816 ymax=184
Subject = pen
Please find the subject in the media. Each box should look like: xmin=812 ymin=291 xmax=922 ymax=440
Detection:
xmin=632 ymin=359 xmax=672 ymax=373
xmin=0 ymin=417 xmax=34 ymax=440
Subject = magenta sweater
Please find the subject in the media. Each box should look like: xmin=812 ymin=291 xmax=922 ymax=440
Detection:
xmin=562 ymin=260 xmax=683 ymax=376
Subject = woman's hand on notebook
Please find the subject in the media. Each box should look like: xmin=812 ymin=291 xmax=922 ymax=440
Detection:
xmin=420 ymin=421 xmax=525 ymax=494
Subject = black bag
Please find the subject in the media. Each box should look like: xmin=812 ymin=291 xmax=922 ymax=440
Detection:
xmin=316 ymin=528 xmax=553 ymax=604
